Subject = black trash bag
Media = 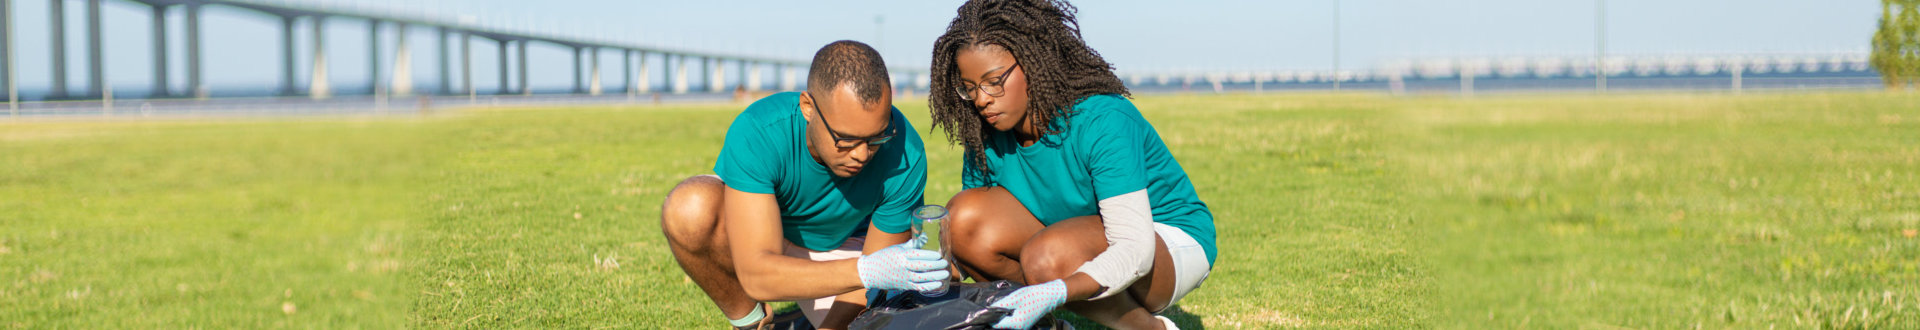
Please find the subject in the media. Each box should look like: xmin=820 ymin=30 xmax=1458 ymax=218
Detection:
xmin=849 ymin=280 xmax=1021 ymax=330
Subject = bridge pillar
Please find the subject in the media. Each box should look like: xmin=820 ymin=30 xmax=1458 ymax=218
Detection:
xmin=622 ymin=49 xmax=632 ymax=95
xmin=571 ymin=46 xmax=583 ymax=94
xmin=85 ymin=0 xmax=101 ymax=98
xmin=746 ymin=61 xmax=761 ymax=92
xmin=589 ymin=47 xmax=602 ymax=96
xmin=496 ymin=39 xmax=508 ymax=95
xmin=437 ymin=27 xmax=449 ymax=95
xmin=368 ymin=20 xmax=380 ymax=95
xmin=49 ymin=0 xmax=65 ymax=99
xmin=672 ymin=54 xmax=688 ymax=94
xmin=1459 ymin=62 xmax=1474 ymax=98
xmin=698 ymin=57 xmax=709 ymax=93
xmin=780 ymin=65 xmax=796 ymax=91
xmin=735 ymin=60 xmax=747 ymax=91
xmin=281 ymin=15 xmax=296 ymax=96
xmin=309 ymin=15 xmax=330 ymax=99
xmin=391 ymin=23 xmax=412 ymax=97
xmin=1731 ymin=63 xmax=1743 ymax=95
xmin=149 ymin=4 xmax=167 ymax=97
xmin=709 ymin=57 xmax=724 ymax=93
xmin=634 ymin=51 xmax=650 ymax=94
xmin=1388 ymin=71 xmax=1404 ymax=96
xmin=3 ymin=0 xmax=11 ymax=107
xmin=517 ymin=40 xmax=528 ymax=95
xmin=460 ymin=32 xmax=471 ymax=98
xmin=186 ymin=3 xmax=204 ymax=98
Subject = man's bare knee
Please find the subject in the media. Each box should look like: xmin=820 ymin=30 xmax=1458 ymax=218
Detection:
xmin=661 ymin=175 xmax=726 ymax=250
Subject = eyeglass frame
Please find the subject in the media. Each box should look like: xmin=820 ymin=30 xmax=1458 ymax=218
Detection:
xmin=956 ymin=64 xmax=1021 ymax=101
xmin=804 ymin=92 xmax=897 ymax=149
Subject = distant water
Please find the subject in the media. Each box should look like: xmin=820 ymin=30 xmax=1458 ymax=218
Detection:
xmin=3 ymin=70 xmax=1888 ymax=102
xmin=1124 ymin=71 xmax=1886 ymax=95
xmin=3 ymin=82 xmax=821 ymax=101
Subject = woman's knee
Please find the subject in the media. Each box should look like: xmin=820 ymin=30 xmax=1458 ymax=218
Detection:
xmin=1018 ymin=217 xmax=1107 ymax=283
xmin=944 ymin=188 xmax=999 ymax=230
xmin=943 ymin=188 xmax=1041 ymax=279
xmin=1018 ymin=238 xmax=1089 ymax=284
xmin=944 ymin=188 xmax=1008 ymax=252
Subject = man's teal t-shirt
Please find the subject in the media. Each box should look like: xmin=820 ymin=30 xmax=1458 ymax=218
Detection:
xmin=962 ymin=94 xmax=1216 ymax=264
xmin=714 ymin=92 xmax=926 ymax=252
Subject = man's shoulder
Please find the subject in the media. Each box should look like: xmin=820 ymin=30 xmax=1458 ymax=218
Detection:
xmin=716 ymin=92 xmax=803 ymax=185
xmin=863 ymin=107 xmax=926 ymax=181
xmin=886 ymin=106 xmax=925 ymax=152
xmin=732 ymin=92 xmax=804 ymax=127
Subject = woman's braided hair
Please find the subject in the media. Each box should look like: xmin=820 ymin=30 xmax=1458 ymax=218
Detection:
xmin=929 ymin=0 xmax=1131 ymax=178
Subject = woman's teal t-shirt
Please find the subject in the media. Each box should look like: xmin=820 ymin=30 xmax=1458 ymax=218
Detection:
xmin=962 ymin=94 xmax=1216 ymax=264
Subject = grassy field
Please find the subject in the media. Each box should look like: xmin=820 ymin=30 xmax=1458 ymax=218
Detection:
xmin=2 ymin=92 xmax=1914 ymax=328
xmin=1397 ymin=93 xmax=1920 ymax=328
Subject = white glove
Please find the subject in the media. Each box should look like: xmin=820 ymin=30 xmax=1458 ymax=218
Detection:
xmin=855 ymin=239 xmax=950 ymax=292
xmin=989 ymin=279 xmax=1068 ymax=329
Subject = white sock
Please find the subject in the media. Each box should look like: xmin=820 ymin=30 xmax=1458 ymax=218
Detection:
xmin=727 ymin=304 xmax=766 ymax=327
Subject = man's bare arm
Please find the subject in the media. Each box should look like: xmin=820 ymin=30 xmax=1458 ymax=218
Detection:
xmin=816 ymin=221 xmax=917 ymax=328
xmin=725 ymin=187 xmax=865 ymax=301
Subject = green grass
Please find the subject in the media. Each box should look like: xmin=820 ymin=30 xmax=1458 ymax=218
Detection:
xmin=3 ymin=92 xmax=1916 ymax=328
xmin=1397 ymin=93 xmax=1920 ymax=328
xmin=1 ymin=120 xmax=427 ymax=327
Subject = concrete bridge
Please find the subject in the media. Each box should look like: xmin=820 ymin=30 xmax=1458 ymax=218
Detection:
xmin=0 ymin=0 xmax=929 ymax=107
xmin=1121 ymin=52 xmax=1879 ymax=95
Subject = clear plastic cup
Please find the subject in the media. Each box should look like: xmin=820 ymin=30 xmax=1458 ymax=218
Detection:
xmin=911 ymin=205 xmax=950 ymax=296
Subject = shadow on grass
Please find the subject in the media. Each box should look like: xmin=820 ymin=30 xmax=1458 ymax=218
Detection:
xmin=1163 ymin=305 xmax=1206 ymax=329
xmin=1057 ymin=304 xmax=1205 ymax=329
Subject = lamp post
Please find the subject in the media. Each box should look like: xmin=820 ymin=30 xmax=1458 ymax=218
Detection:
xmin=1332 ymin=0 xmax=1341 ymax=91
xmin=1596 ymin=0 xmax=1607 ymax=93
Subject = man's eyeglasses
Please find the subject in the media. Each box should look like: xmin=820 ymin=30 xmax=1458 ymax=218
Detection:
xmin=806 ymin=93 xmax=896 ymax=148
xmin=956 ymin=64 xmax=1019 ymax=101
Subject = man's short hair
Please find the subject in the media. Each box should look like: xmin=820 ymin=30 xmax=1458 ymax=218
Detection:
xmin=807 ymin=40 xmax=891 ymax=106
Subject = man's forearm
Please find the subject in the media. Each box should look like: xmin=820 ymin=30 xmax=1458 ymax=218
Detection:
xmin=737 ymin=253 xmax=864 ymax=301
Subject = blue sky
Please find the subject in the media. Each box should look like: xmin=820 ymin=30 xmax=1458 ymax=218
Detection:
xmin=3 ymin=0 xmax=1879 ymax=92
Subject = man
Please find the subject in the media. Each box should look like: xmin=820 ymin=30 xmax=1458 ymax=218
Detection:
xmin=660 ymin=40 xmax=946 ymax=330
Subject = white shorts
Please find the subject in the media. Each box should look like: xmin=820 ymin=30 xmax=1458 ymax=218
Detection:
xmin=779 ymin=235 xmax=865 ymax=328
xmin=1155 ymin=222 xmax=1212 ymax=313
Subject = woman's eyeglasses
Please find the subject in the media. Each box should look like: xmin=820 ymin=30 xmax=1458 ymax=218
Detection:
xmin=956 ymin=64 xmax=1019 ymax=101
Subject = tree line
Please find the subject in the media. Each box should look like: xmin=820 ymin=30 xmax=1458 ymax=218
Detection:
xmin=1874 ymin=0 xmax=1920 ymax=89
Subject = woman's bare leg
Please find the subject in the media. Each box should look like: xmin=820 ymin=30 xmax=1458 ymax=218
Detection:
xmin=945 ymin=187 xmax=1047 ymax=283
xmin=946 ymin=187 xmax=1182 ymax=329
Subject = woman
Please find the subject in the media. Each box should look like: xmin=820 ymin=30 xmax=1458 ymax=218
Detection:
xmin=928 ymin=0 xmax=1217 ymax=329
